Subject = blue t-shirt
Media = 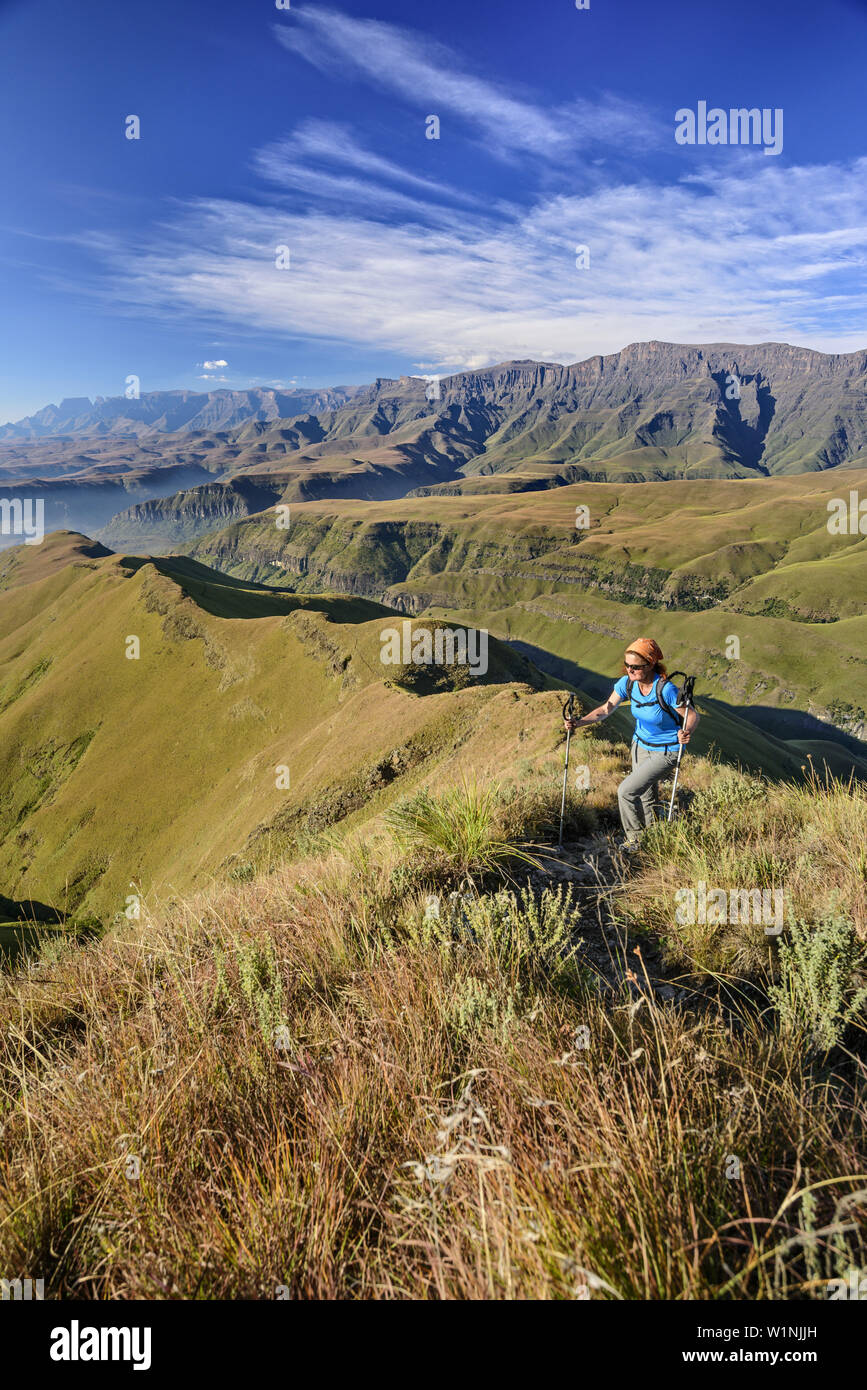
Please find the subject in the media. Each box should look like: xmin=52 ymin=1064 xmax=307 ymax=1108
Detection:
xmin=614 ymin=675 xmax=681 ymax=750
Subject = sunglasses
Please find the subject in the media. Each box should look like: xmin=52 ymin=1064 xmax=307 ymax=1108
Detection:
xmin=625 ymin=662 xmax=648 ymax=671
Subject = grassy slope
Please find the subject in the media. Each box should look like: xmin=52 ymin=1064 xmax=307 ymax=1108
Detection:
xmin=1 ymin=686 xmax=865 ymax=1299
xmin=0 ymin=534 xmax=559 ymax=921
xmin=188 ymin=467 xmax=867 ymax=767
xmin=1 ymin=533 xmax=866 ymax=1301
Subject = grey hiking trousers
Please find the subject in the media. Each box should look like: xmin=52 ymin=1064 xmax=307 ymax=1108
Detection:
xmin=617 ymin=740 xmax=680 ymax=839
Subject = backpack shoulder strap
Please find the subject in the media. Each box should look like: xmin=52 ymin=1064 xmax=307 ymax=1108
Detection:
xmin=658 ymin=672 xmax=687 ymax=726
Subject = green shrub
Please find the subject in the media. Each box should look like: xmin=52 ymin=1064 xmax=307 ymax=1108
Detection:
xmin=768 ymin=911 xmax=867 ymax=1052
xmin=445 ymin=973 xmax=520 ymax=1041
xmin=688 ymin=770 xmax=767 ymax=821
xmin=211 ymin=936 xmax=287 ymax=1044
xmin=409 ymin=882 xmax=588 ymax=992
xmin=228 ymin=861 xmax=255 ymax=883
xmin=386 ymin=778 xmax=540 ymax=882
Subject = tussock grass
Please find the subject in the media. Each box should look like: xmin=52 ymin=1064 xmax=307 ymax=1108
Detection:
xmin=385 ymin=772 xmax=601 ymax=890
xmin=385 ymin=778 xmax=544 ymax=884
xmin=1 ymin=820 xmax=865 ymax=1300
xmin=625 ymin=768 xmax=867 ymax=975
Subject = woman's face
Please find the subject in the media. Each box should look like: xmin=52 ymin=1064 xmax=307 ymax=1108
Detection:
xmin=625 ymin=651 xmax=651 ymax=677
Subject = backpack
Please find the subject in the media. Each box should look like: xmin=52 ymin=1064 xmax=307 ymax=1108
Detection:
xmin=625 ymin=670 xmax=695 ymax=728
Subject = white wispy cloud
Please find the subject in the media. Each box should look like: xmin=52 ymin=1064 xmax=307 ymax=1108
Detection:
xmin=63 ymin=8 xmax=867 ymax=371
xmin=86 ymin=151 xmax=867 ymax=371
xmin=254 ymin=119 xmax=482 ymax=209
xmin=273 ymin=7 xmax=664 ymax=161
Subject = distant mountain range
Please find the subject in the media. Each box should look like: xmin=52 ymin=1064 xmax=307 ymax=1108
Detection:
xmin=0 ymin=385 xmax=362 ymax=440
xmin=2 ymin=340 xmax=866 ymax=548
xmin=3 ymin=340 xmax=866 ymax=471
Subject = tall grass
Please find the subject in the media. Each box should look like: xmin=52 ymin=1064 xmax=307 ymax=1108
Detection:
xmin=385 ymin=778 xmax=543 ymax=883
xmin=1 ymin=827 xmax=865 ymax=1300
xmin=625 ymin=769 xmax=867 ymax=974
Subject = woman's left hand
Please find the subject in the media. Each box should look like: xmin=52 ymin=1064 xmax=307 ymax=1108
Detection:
xmin=677 ymin=730 xmax=691 ymax=744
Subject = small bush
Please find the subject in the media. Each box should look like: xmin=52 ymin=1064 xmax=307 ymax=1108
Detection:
xmin=212 ymin=936 xmax=287 ymax=1044
xmin=228 ymin=861 xmax=255 ymax=883
xmin=408 ymin=882 xmax=588 ymax=992
xmin=445 ymin=973 xmax=520 ymax=1041
xmin=768 ymin=911 xmax=867 ymax=1053
xmin=386 ymin=778 xmax=540 ymax=883
xmin=690 ymin=770 xmax=767 ymax=818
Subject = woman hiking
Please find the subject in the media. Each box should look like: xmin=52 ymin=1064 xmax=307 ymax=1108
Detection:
xmin=564 ymin=638 xmax=699 ymax=846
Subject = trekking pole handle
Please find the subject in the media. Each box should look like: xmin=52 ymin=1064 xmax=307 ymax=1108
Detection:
xmin=562 ymin=692 xmax=576 ymax=724
xmin=668 ymin=672 xmax=696 ymax=707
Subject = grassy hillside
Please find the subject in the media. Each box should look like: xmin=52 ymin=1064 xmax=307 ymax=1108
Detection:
xmin=1 ymin=685 xmax=865 ymax=1299
xmin=0 ymin=533 xmax=557 ymax=926
xmin=187 ymin=467 xmax=867 ymax=768
xmin=1 ymin=524 xmax=866 ymax=1303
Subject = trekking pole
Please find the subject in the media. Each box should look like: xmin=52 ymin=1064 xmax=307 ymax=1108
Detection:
xmin=559 ymin=693 xmax=576 ymax=850
xmin=667 ymin=675 xmax=696 ymax=823
xmin=666 ymin=744 xmax=685 ymax=823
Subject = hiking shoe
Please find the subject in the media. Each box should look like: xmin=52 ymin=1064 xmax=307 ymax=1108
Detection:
xmin=617 ymin=834 xmax=641 ymax=852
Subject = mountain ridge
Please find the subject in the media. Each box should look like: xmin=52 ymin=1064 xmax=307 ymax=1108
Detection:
xmin=4 ymin=339 xmax=867 ymax=548
xmin=0 ymin=384 xmax=363 ymax=441
xmin=6 ymin=338 xmax=866 ymax=443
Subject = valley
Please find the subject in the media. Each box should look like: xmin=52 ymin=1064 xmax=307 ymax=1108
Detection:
xmin=1 ymin=340 xmax=866 ymax=556
xmin=185 ymin=467 xmax=867 ymax=772
xmin=0 ymin=532 xmax=554 ymax=924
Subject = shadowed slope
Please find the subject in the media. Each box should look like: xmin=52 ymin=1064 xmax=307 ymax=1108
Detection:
xmin=0 ymin=535 xmax=554 ymax=919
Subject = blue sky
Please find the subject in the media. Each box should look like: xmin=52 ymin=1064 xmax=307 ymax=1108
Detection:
xmin=1 ymin=0 xmax=866 ymax=422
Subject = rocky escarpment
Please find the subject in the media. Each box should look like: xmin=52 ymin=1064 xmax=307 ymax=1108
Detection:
xmin=7 ymin=341 xmax=867 ymax=472
xmin=189 ymin=514 xmax=737 ymax=615
xmin=97 ymin=476 xmax=288 ymax=549
xmin=8 ymin=340 xmax=867 ymax=555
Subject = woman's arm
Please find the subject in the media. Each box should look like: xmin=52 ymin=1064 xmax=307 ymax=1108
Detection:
xmin=565 ymin=691 xmax=622 ymax=732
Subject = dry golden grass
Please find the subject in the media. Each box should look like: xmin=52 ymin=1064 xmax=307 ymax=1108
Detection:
xmin=1 ymin=817 xmax=865 ymax=1300
xmin=624 ymin=765 xmax=867 ymax=975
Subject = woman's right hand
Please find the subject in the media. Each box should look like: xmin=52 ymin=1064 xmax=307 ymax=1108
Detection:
xmin=564 ymin=716 xmax=581 ymax=732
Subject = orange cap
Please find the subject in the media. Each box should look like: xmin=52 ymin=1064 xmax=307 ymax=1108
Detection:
xmin=625 ymin=638 xmax=664 ymax=665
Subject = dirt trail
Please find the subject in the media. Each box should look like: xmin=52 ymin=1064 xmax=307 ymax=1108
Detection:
xmin=531 ymin=833 xmax=693 ymax=1006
